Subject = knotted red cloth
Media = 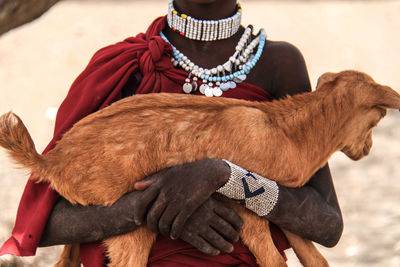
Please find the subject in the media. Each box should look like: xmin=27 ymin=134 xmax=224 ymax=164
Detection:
xmin=0 ymin=16 xmax=289 ymax=266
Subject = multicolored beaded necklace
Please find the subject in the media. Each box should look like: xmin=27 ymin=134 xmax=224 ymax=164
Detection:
xmin=167 ymin=0 xmax=242 ymax=41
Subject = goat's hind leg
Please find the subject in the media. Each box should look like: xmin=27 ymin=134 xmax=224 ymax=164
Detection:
xmin=104 ymin=227 xmax=157 ymax=267
xmin=54 ymin=244 xmax=81 ymax=267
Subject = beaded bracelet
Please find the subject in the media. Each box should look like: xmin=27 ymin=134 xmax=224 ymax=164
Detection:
xmin=217 ymin=160 xmax=279 ymax=217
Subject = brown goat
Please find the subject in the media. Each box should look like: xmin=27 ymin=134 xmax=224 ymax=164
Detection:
xmin=1 ymin=70 xmax=400 ymax=267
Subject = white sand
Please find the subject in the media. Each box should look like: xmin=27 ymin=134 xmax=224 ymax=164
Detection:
xmin=0 ymin=0 xmax=399 ymax=266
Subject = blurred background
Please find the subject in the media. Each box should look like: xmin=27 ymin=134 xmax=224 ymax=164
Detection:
xmin=0 ymin=0 xmax=399 ymax=266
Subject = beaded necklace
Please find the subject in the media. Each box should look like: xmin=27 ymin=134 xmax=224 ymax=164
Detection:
xmin=160 ymin=28 xmax=266 ymax=97
xmin=167 ymin=0 xmax=242 ymax=41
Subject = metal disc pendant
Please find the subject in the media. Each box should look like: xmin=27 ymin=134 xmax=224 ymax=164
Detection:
xmin=199 ymin=84 xmax=208 ymax=94
xmin=183 ymin=83 xmax=193 ymax=94
xmin=191 ymin=82 xmax=198 ymax=92
xmin=204 ymin=87 xmax=214 ymax=97
xmin=213 ymin=87 xmax=223 ymax=97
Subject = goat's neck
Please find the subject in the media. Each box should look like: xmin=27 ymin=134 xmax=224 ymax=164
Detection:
xmin=258 ymin=89 xmax=354 ymax=184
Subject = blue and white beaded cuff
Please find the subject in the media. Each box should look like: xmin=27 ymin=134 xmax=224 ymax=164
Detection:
xmin=217 ymin=160 xmax=279 ymax=216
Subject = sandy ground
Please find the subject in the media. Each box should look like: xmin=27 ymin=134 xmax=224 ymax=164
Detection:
xmin=0 ymin=0 xmax=399 ymax=266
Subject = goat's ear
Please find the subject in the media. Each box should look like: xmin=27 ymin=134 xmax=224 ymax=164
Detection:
xmin=316 ymin=72 xmax=338 ymax=90
xmin=374 ymin=85 xmax=400 ymax=110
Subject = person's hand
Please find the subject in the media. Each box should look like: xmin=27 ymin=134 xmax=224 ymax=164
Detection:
xmin=179 ymin=196 xmax=243 ymax=255
xmin=132 ymin=158 xmax=230 ymax=239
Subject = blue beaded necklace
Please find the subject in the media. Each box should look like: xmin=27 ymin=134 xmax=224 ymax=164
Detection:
xmin=160 ymin=27 xmax=266 ymax=97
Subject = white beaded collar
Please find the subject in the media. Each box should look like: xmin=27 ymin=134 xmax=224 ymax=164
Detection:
xmin=167 ymin=0 xmax=242 ymax=42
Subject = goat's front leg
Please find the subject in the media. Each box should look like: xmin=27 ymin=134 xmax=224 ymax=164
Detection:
xmin=230 ymin=203 xmax=287 ymax=267
xmin=283 ymin=230 xmax=329 ymax=267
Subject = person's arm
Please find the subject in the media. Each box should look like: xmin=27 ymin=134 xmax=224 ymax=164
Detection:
xmin=39 ymin=159 xmax=242 ymax=255
xmin=268 ymin=164 xmax=342 ymax=247
xmin=133 ymin=159 xmax=342 ymax=249
xmin=39 ymin=192 xmax=142 ymax=246
xmin=215 ymin=160 xmax=342 ymax=247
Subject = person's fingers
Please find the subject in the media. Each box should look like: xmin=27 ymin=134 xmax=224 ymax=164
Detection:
xmin=158 ymin=204 xmax=179 ymax=236
xmin=134 ymin=180 xmax=153 ymax=191
xmin=135 ymin=166 xmax=173 ymax=191
xmin=201 ymin=228 xmax=234 ymax=254
xmin=210 ymin=214 xmax=240 ymax=243
xmin=170 ymin=208 xmax=192 ymax=239
xmin=181 ymin=231 xmax=220 ymax=256
xmin=134 ymin=175 xmax=158 ymax=191
xmin=132 ymin=187 xmax=159 ymax=225
xmin=214 ymin=202 xmax=244 ymax=231
xmin=146 ymin=194 xmax=168 ymax=233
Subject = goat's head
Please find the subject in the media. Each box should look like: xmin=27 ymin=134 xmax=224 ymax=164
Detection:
xmin=316 ymin=70 xmax=400 ymax=160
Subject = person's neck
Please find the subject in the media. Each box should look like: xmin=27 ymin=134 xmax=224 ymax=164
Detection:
xmin=173 ymin=0 xmax=237 ymax=20
xmin=163 ymin=0 xmax=243 ymax=68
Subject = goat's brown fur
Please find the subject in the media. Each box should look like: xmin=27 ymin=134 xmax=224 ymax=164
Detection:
xmin=1 ymin=70 xmax=400 ymax=267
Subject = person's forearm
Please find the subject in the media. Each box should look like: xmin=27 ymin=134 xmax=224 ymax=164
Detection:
xmin=39 ymin=192 xmax=141 ymax=247
xmin=266 ymin=184 xmax=343 ymax=247
xmin=217 ymin=160 xmax=343 ymax=247
xmin=266 ymin=165 xmax=343 ymax=247
xmin=40 ymin=158 xmax=231 ymax=248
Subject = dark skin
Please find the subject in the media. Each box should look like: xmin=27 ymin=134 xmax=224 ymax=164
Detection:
xmin=40 ymin=0 xmax=343 ymax=258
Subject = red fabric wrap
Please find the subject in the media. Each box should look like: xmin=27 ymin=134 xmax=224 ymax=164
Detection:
xmin=0 ymin=16 xmax=290 ymax=266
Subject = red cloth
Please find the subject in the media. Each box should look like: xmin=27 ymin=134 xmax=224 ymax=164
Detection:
xmin=0 ymin=16 xmax=289 ymax=266
xmin=149 ymin=223 xmax=288 ymax=267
